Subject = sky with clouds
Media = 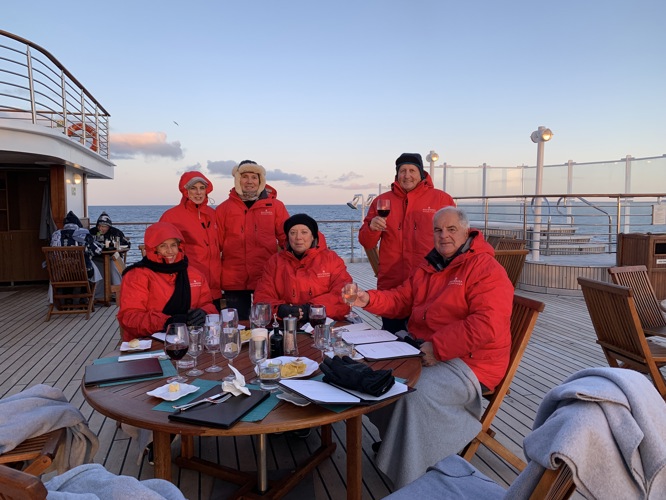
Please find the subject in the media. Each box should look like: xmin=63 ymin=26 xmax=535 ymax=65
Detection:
xmin=3 ymin=1 xmax=665 ymax=206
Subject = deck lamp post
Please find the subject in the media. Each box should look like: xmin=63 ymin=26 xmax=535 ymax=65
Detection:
xmin=530 ymin=126 xmax=553 ymax=261
xmin=346 ymin=193 xmax=376 ymax=223
xmin=426 ymin=150 xmax=439 ymax=178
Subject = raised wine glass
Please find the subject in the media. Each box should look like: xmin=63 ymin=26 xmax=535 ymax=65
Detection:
xmin=309 ymin=304 xmax=326 ymax=329
xmin=186 ymin=326 xmax=204 ymax=377
xmin=343 ymin=282 xmax=360 ymax=323
xmin=204 ymin=324 xmax=222 ymax=373
xmin=165 ymin=323 xmax=189 ymax=383
xmin=250 ymin=302 xmax=271 ymax=329
xmin=377 ymin=199 xmax=391 ymax=230
xmin=221 ymin=328 xmax=241 ymax=382
xmin=248 ymin=335 xmax=268 ymax=384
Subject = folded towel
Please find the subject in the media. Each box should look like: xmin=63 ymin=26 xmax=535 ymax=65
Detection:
xmin=320 ymin=355 xmax=395 ymax=396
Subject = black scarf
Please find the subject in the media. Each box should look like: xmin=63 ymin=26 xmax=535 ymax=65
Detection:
xmin=123 ymin=255 xmax=191 ymax=315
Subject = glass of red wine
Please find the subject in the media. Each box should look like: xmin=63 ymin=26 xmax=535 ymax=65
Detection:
xmin=377 ymin=199 xmax=391 ymax=230
xmin=165 ymin=323 xmax=189 ymax=383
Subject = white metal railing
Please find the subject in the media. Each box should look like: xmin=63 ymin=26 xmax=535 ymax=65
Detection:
xmin=457 ymin=193 xmax=666 ymax=260
xmin=0 ymin=30 xmax=110 ymax=158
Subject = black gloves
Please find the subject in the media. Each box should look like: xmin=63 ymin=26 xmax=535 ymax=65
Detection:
xmin=320 ymin=356 xmax=395 ymax=397
xmin=164 ymin=314 xmax=187 ymax=330
xmin=277 ymin=304 xmax=301 ymax=320
xmin=187 ymin=308 xmax=207 ymax=327
xmin=400 ymin=335 xmax=424 ymax=350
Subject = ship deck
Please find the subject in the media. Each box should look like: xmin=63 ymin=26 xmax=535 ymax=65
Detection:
xmin=0 ymin=261 xmax=607 ymax=499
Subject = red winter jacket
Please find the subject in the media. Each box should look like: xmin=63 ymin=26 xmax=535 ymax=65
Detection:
xmin=364 ymin=231 xmax=513 ymax=390
xmin=117 ymin=242 xmax=217 ymax=342
xmin=254 ymin=238 xmax=352 ymax=321
xmin=358 ymin=173 xmax=455 ymax=290
xmin=215 ymin=185 xmax=289 ymax=291
xmin=160 ymin=172 xmax=222 ymax=300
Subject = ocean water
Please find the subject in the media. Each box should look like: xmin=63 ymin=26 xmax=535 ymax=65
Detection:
xmin=89 ymin=204 xmax=366 ymax=264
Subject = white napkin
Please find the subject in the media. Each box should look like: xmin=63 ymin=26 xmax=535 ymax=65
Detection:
xmin=221 ymin=365 xmax=251 ymax=396
xmin=302 ymin=317 xmax=334 ymax=333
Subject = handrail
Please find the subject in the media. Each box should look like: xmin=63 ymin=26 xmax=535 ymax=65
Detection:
xmin=557 ymin=196 xmax=613 ymax=251
xmin=0 ymin=29 xmax=110 ymax=158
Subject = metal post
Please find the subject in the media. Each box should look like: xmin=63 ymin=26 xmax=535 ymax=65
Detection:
xmin=624 ymin=155 xmax=633 ymax=233
xmin=442 ymin=162 xmax=447 ymax=192
xmin=26 ymin=47 xmax=36 ymax=124
xmin=531 ymin=128 xmax=546 ymax=261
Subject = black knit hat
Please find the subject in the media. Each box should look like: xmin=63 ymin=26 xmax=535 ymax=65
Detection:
xmin=395 ymin=153 xmax=425 ymax=180
xmin=97 ymin=212 xmax=112 ymax=226
xmin=284 ymin=213 xmax=319 ymax=239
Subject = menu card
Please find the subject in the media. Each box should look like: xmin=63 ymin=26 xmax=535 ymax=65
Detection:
xmin=279 ymin=379 xmax=411 ymax=405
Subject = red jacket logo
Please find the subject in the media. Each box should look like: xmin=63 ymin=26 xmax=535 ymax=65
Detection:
xmin=190 ymin=279 xmax=203 ymax=288
xmin=448 ymin=276 xmax=463 ymax=286
xmin=316 ymin=270 xmax=331 ymax=279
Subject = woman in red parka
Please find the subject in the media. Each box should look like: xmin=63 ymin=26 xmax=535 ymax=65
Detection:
xmin=117 ymin=222 xmax=217 ymax=341
xmin=216 ymin=160 xmax=289 ymax=320
xmin=254 ymin=213 xmax=351 ymax=323
xmin=160 ymin=171 xmax=222 ymax=308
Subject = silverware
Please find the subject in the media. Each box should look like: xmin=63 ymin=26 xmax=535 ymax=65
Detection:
xmin=172 ymin=392 xmax=231 ymax=411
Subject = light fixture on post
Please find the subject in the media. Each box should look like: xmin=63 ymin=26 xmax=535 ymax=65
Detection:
xmin=426 ymin=150 xmax=439 ymax=178
xmin=530 ymin=126 xmax=553 ymax=261
xmin=346 ymin=193 xmax=376 ymax=223
xmin=73 ymin=173 xmax=82 ymax=185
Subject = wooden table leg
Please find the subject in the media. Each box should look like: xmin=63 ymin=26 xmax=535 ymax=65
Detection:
xmin=346 ymin=415 xmax=363 ymax=500
xmin=257 ymin=433 xmax=268 ymax=493
xmin=153 ymin=431 xmax=172 ymax=481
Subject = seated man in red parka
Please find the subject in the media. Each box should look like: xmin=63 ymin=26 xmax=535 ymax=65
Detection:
xmin=351 ymin=206 xmax=514 ymax=490
xmin=118 ymin=222 xmax=217 ymax=341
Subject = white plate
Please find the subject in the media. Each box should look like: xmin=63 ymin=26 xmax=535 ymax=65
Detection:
xmin=146 ymin=383 xmax=200 ymax=401
xmin=276 ymin=391 xmax=310 ymax=407
xmin=120 ymin=339 xmax=152 ymax=352
xmin=255 ymin=356 xmax=319 ymax=379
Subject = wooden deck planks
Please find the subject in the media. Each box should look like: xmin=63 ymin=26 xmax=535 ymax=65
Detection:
xmin=0 ymin=261 xmax=645 ymax=499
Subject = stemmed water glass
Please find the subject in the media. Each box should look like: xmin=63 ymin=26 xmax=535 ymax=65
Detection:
xmin=165 ymin=323 xmax=189 ymax=383
xmin=343 ymin=282 xmax=360 ymax=323
xmin=250 ymin=302 xmax=271 ymax=329
xmin=220 ymin=307 xmax=239 ymax=331
xmin=221 ymin=328 xmax=241 ymax=382
xmin=248 ymin=335 xmax=268 ymax=384
xmin=313 ymin=325 xmax=330 ymax=361
xmin=186 ymin=326 xmax=204 ymax=377
xmin=204 ymin=324 xmax=222 ymax=373
xmin=309 ymin=304 xmax=326 ymax=329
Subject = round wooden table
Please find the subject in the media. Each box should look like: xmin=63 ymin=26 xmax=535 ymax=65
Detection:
xmin=82 ymin=331 xmax=421 ymax=499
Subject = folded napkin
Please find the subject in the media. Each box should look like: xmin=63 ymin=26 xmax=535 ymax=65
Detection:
xmin=320 ymin=355 xmax=395 ymax=397
xmin=221 ymin=365 xmax=251 ymax=396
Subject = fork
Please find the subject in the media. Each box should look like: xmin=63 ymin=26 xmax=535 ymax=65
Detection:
xmin=172 ymin=392 xmax=231 ymax=411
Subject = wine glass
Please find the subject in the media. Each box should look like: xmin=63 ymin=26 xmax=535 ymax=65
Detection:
xmin=377 ymin=199 xmax=391 ymax=230
xmin=221 ymin=328 xmax=241 ymax=382
xmin=165 ymin=323 xmax=189 ymax=383
xmin=343 ymin=282 xmax=360 ymax=322
xmin=204 ymin=324 xmax=222 ymax=373
xmin=186 ymin=326 xmax=204 ymax=377
xmin=220 ymin=308 xmax=239 ymax=330
xmin=313 ymin=324 xmax=330 ymax=360
xmin=309 ymin=304 xmax=326 ymax=329
xmin=248 ymin=335 xmax=268 ymax=384
xmin=250 ymin=302 xmax=271 ymax=329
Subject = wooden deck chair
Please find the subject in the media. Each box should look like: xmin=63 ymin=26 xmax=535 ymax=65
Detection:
xmin=578 ymin=277 xmax=666 ymax=399
xmin=0 ymin=428 xmax=65 ymax=477
xmin=608 ymin=265 xmax=666 ymax=333
xmin=0 ymin=465 xmax=48 ymax=500
xmin=460 ymin=294 xmax=545 ymax=471
xmin=42 ymin=246 xmax=96 ymax=321
xmin=365 ymin=246 xmax=379 ymax=277
xmin=495 ymin=238 xmax=527 ymax=251
xmin=494 ymin=249 xmax=529 ymax=287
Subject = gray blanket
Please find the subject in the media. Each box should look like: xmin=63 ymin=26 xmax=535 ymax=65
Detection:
xmin=44 ymin=463 xmax=186 ymax=499
xmin=0 ymin=384 xmax=99 ymax=473
xmin=508 ymin=367 xmax=666 ymax=499
xmin=368 ymin=358 xmax=482 ymax=489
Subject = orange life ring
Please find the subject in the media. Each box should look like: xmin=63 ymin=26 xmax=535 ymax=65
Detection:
xmin=67 ymin=122 xmax=98 ymax=152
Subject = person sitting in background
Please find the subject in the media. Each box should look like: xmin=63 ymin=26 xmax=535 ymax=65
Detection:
xmin=160 ymin=171 xmax=223 ymax=309
xmin=350 ymin=206 xmax=513 ymax=489
xmin=254 ymin=213 xmax=352 ymax=323
xmin=216 ymin=160 xmax=289 ymax=320
xmin=50 ymin=210 xmax=102 ymax=285
xmin=89 ymin=211 xmax=131 ymax=248
xmin=117 ymin=222 xmax=217 ymax=342
xmin=358 ymin=153 xmax=455 ymax=333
